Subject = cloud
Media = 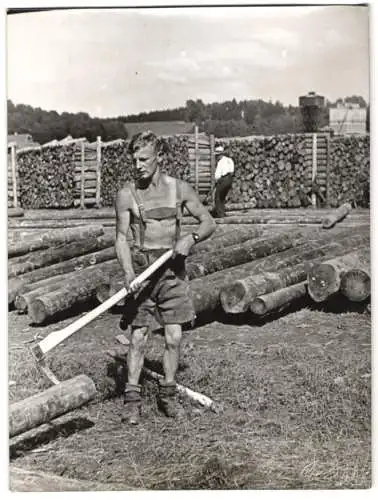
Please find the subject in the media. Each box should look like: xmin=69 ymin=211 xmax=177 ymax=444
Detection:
xmin=6 ymin=5 xmax=369 ymax=116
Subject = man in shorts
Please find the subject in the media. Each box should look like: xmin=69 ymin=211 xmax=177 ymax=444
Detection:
xmin=115 ymin=131 xmax=216 ymax=424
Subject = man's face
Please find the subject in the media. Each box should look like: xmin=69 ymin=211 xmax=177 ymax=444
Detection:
xmin=132 ymin=144 xmax=157 ymax=181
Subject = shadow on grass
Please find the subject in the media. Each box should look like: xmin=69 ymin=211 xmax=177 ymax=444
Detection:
xmin=9 ymin=417 xmax=95 ymax=460
xmin=105 ymin=355 xmax=188 ymax=398
xmin=193 ymin=295 xmax=370 ymax=329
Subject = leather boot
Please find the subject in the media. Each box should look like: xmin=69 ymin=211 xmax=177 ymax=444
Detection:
xmin=124 ymin=383 xmax=142 ymax=425
xmin=157 ymin=381 xmax=185 ymax=419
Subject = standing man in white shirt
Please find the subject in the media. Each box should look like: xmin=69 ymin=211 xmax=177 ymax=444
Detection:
xmin=212 ymin=145 xmax=235 ymax=218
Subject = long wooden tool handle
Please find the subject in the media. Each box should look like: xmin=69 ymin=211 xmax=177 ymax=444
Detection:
xmin=34 ymin=250 xmax=174 ymax=357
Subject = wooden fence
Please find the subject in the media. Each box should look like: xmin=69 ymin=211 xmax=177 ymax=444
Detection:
xmin=73 ymin=137 xmax=102 ymax=208
xmin=303 ymin=133 xmax=331 ymax=207
xmin=187 ymin=127 xmax=214 ymax=198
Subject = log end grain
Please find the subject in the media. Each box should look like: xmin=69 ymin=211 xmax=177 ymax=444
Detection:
xmin=340 ymin=269 xmax=371 ymax=302
xmin=220 ymin=281 xmax=249 ymax=314
xmin=95 ymin=283 xmax=111 ymax=303
xmin=14 ymin=295 xmax=28 ymax=314
xmin=307 ymin=263 xmax=340 ymax=302
xmin=28 ymin=298 xmax=48 ymax=324
xmin=249 ymin=297 xmax=267 ymax=315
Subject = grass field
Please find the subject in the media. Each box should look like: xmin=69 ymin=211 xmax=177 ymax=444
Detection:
xmin=8 ymin=209 xmax=371 ymax=490
xmin=8 ymin=302 xmax=371 ymax=490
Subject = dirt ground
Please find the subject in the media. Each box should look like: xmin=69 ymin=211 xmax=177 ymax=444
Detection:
xmin=8 ymin=299 xmax=371 ymax=490
xmin=8 ymin=209 xmax=371 ymax=490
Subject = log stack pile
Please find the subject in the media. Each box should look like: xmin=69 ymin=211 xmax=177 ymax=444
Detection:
xmin=218 ymin=133 xmax=369 ymax=209
xmin=100 ymin=136 xmax=192 ymax=207
xmin=17 ymin=144 xmax=76 ymax=209
xmin=328 ymin=135 xmax=370 ymax=208
xmin=221 ymin=135 xmax=309 ymax=208
xmin=219 ymin=226 xmax=370 ymax=317
xmin=8 ymin=205 xmax=370 ymax=326
xmin=8 ymin=225 xmax=120 ymax=322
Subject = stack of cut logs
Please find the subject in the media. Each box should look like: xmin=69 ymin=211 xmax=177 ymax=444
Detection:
xmin=224 ymin=135 xmax=310 ymax=208
xmin=8 ymin=204 xmax=369 ymax=325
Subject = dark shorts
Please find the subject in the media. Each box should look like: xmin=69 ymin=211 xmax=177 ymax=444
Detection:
xmin=125 ymin=252 xmax=196 ymax=330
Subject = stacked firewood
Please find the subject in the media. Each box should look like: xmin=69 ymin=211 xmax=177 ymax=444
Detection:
xmin=100 ymin=136 xmax=191 ymax=207
xmin=222 ymin=135 xmax=310 ymax=208
xmin=17 ymin=145 xmax=76 ymax=209
xmin=328 ymin=135 xmax=370 ymax=208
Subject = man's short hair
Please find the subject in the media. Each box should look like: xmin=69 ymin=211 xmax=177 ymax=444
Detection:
xmin=128 ymin=131 xmax=158 ymax=154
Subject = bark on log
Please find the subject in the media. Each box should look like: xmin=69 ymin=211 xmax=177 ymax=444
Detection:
xmin=189 ymin=230 xmax=368 ymax=316
xmin=191 ymin=226 xmax=263 ymax=256
xmin=9 ymin=414 xmax=94 ymax=460
xmin=24 ymin=209 xmax=115 ymax=220
xmin=14 ymin=270 xmax=78 ymax=313
xmin=182 ymin=215 xmax=326 ymax=225
xmin=9 ymin=375 xmax=97 ymax=437
xmin=29 ymin=260 xmax=121 ymax=324
xmin=8 ymin=225 xmax=105 ymax=258
xmin=340 ymin=268 xmax=371 ymax=302
xmin=8 ymin=246 xmax=116 ymax=305
xmin=307 ymin=247 xmax=370 ymax=302
xmin=8 ymin=207 xmax=24 ymax=218
xmin=250 ymin=282 xmax=307 ymax=316
xmin=322 ymin=203 xmax=352 ymax=229
xmin=220 ymin=261 xmax=315 ymax=314
xmin=186 ymin=231 xmax=306 ymax=279
xmin=8 ymin=234 xmax=114 ymax=278
xmin=8 ymin=219 xmax=116 ymax=229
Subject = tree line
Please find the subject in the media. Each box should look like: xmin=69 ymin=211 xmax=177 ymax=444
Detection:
xmin=8 ymin=95 xmax=368 ymax=144
xmin=7 ymin=100 xmax=128 ymax=145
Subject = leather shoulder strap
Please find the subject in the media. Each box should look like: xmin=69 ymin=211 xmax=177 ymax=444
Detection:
xmin=175 ymin=178 xmax=182 ymax=243
xmin=129 ymin=183 xmax=146 ymax=248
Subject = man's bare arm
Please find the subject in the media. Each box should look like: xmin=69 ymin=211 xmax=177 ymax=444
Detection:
xmin=181 ymin=181 xmax=216 ymax=242
xmin=173 ymin=182 xmax=216 ymax=257
xmin=115 ymin=187 xmax=136 ymax=286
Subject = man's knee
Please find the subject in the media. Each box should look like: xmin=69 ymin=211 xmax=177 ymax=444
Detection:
xmin=164 ymin=324 xmax=182 ymax=349
xmin=130 ymin=326 xmax=149 ymax=351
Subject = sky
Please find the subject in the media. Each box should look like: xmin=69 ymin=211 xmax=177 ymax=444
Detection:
xmin=6 ymin=5 xmax=370 ymax=118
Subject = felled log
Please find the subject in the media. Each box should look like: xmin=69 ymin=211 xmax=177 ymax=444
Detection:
xmin=307 ymin=247 xmax=370 ymax=302
xmin=189 ymin=236 xmax=360 ymax=316
xmin=182 ymin=215 xmax=325 ymax=226
xmin=8 ymin=225 xmax=105 ymax=258
xmin=29 ymin=260 xmax=121 ymax=324
xmin=322 ymin=203 xmax=352 ymax=229
xmin=186 ymin=231 xmax=306 ymax=279
xmin=191 ymin=226 xmax=263 ymax=256
xmin=8 ymin=246 xmax=116 ymax=305
xmin=8 ymin=233 xmax=114 ymax=278
xmin=9 ymin=414 xmax=94 ymax=460
xmin=340 ymin=268 xmax=371 ymax=302
xmin=9 ymin=375 xmax=97 ymax=437
xmin=14 ymin=270 xmax=78 ymax=313
xmin=99 ymin=228 xmax=368 ymax=314
xmin=217 ymin=226 xmax=368 ymax=314
xmin=8 ymin=219 xmax=116 ymax=229
xmin=8 ymin=207 xmax=24 ymax=218
xmin=220 ymin=261 xmax=315 ymax=314
xmin=250 ymin=282 xmax=307 ymax=316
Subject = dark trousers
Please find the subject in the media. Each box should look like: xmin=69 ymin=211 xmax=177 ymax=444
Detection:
xmin=213 ymin=173 xmax=233 ymax=218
